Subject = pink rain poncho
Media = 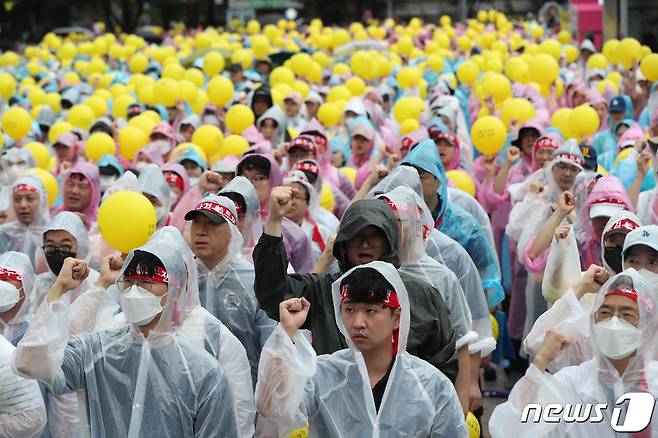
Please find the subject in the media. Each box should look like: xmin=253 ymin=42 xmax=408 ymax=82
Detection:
xmin=52 ymin=162 xmax=101 ymax=223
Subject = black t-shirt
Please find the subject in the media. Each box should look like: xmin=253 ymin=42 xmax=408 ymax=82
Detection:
xmin=372 ymin=359 xmax=395 ymax=413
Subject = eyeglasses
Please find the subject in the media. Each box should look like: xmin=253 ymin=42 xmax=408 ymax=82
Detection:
xmin=42 ymin=244 xmax=74 ymax=255
xmin=346 ymin=232 xmax=385 ymax=248
xmin=555 ymin=162 xmax=581 ymax=174
xmin=117 ymin=277 xmax=162 ymax=293
xmin=595 ymin=307 xmax=640 ymax=325
xmin=65 ymin=179 xmax=91 ymax=191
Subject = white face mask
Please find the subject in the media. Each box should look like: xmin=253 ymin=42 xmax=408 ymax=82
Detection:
xmin=100 ymin=175 xmax=117 ymax=192
xmin=120 ymin=284 xmax=166 ymax=326
xmin=593 ymin=316 xmax=643 ymax=360
xmin=153 ymin=139 xmax=171 ymax=155
xmin=0 ymin=280 xmax=20 ymax=313
xmin=202 ymin=115 xmax=219 ymax=127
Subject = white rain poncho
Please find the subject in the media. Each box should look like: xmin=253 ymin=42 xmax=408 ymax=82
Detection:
xmin=68 ymin=226 xmax=256 ymax=437
xmin=192 ymin=195 xmax=276 ymax=385
xmin=0 ymin=251 xmax=36 ymax=345
xmin=255 ymin=261 xmax=468 ymax=437
xmin=219 ymin=176 xmax=263 ymax=261
xmin=283 ymin=171 xmax=334 ymax=264
xmin=31 ymin=211 xmax=100 ymax=314
xmin=0 ymin=174 xmax=50 ymax=266
xmin=13 ymin=225 xmax=238 ymax=437
xmin=0 ymin=334 xmax=46 ymax=438
xmin=490 ymin=269 xmax=658 ymax=437
xmin=373 ymin=166 xmax=494 ymax=354
xmin=137 ymin=163 xmax=172 ymax=228
xmin=375 ymin=186 xmax=475 ymax=349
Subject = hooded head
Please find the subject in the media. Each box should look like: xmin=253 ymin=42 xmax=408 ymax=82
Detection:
xmin=282 ymin=170 xmax=319 ymax=226
xmin=218 ymin=175 xmax=263 ymax=252
xmin=579 ymin=176 xmax=634 ymax=241
xmin=149 ymin=122 xmax=175 ymax=156
xmin=257 ymin=105 xmax=287 ymax=148
xmin=589 ymin=269 xmax=658 ymax=379
xmin=250 ymin=86 xmax=273 ymax=118
xmin=162 ymin=162 xmax=190 ymax=209
xmin=601 ymin=210 xmax=641 ymax=274
xmin=237 ymin=153 xmax=282 ymax=218
xmin=333 ymin=199 xmax=399 ymax=273
xmin=42 ymin=211 xmax=90 ymax=264
xmin=0 ymin=251 xmax=36 ymax=322
xmin=549 ymin=140 xmax=584 ymax=192
xmin=60 ymin=163 xmax=101 ymax=222
xmin=400 ymin=138 xmax=448 ymax=219
xmin=133 ymin=142 xmax=165 ymax=170
xmin=118 ymin=226 xmax=200 ymax=336
xmin=531 ymin=135 xmax=560 ymax=170
xmin=623 ymin=225 xmax=658 ymax=275
xmin=137 ymin=164 xmax=172 ymax=228
xmin=331 ymin=261 xmax=410 ymax=356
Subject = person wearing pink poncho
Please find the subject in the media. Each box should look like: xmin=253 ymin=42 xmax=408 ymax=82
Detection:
xmin=52 ymin=162 xmax=101 ymax=224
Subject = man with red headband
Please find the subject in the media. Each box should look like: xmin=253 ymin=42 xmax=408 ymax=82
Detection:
xmin=256 ymin=262 xmax=467 ymax=436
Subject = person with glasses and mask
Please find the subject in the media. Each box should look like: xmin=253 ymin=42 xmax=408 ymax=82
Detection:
xmin=253 ymin=187 xmax=459 ymax=382
xmin=491 ymin=270 xmax=658 ymax=437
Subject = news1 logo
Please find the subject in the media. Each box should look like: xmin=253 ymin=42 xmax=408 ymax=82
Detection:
xmin=521 ymin=392 xmax=656 ymax=432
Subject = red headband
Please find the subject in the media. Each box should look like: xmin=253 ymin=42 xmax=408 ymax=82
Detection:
xmin=434 ymin=132 xmax=458 ymax=147
xmin=287 ymin=136 xmax=318 ymax=155
xmin=605 ymin=287 xmax=638 ymax=302
xmin=0 ymin=267 xmax=22 ymax=283
xmin=340 ymin=284 xmax=401 ymax=309
xmin=13 ymin=184 xmax=38 ymax=194
xmin=164 ymin=171 xmax=185 ymax=193
xmin=593 ymin=196 xmax=626 ymax=207
xmin=607 ymin=218 xmax=640 ymax=235
xmin=380 ymin=196 xmax=398 ymax=212
xmin=534 ymin=137 xmax=559 ymax=152
xmin=125 ymin=266 xmax=169 ymax=284
xmin=400 ymin=136 xmax=415 ymax=152
xmin=194 ymin=201 xmax=237 ymax=226
xmin=295 ymin=161 xmax=320 ymax=176
xmin=554 ymin=153 xmax=584 ymax=167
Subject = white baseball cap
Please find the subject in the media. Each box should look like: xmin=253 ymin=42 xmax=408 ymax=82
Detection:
xmin=589 ymin=197 xmax=626 ymax=219
xmin=623 ymin=225 xmax=658 ymax=260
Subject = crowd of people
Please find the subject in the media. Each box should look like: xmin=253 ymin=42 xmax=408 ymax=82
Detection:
xmin=0 ymin=8 xmax=658 ymax=438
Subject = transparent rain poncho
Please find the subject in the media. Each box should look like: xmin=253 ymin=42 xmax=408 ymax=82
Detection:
xmin=400 ymin=140 xmax=504 ymax=307
xmin=375 ymin=186 xmax=476 ymax=350
xmin=137 ymin=163 xmax=172 ymax=228
xmin=0 ymin=174 xmax=50 ymax=266
xmin=0 ymin=251 xmax=36 ymax=345
xmin=219 ymin=175 xmax=263 ymax=262
xmin=192 ymin=195 xmax=276 ymax=386
xmin=0 ymin=334 xmax=46 ymax=438
xmin=13 ymin=224 xmax=238 ymax=437
xmin=31 ymin=211 xmax=100 ymax=314
xmin=255 ymin=261 xmax=468 ymax=437
xmin=372 ymin=166 xmax=494 ymax=354
xmin=490 ymin=269 xmax=658 ymax=437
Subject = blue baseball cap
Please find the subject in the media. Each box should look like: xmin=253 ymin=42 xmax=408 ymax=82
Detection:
xmin=609 ymin=96 xmax=626 ymax=113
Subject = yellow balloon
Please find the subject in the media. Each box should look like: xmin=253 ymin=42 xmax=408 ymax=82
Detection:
xmin=184 ymin=68 xmax=205 ymax=88
xmin=220 ymin=135 xmax=249 ymax=158
xmin=400 ymin=118 xmax=420 ymax=136
xmin=333 ymin=62 xmax=351 ymax=76
xmin=587 ymin=53 xmax=608 ymax=71
xmin=112 ymin=94 xmax=136 ymax=120
xmin=640 ymin=53 xmax=658 ymax=82
xmin=317 ymin=103 xmax=341 ymax=127
xmin=500 ymin=98 xmax=536 ymax=128
xmin=67 ymin=105 xmax=95 ymax=130
xmin=86 ymin=132 xmax=116 ymax=162
xmin=456 ymin=60 xmax=479 ymax=84
xmin=397 ymin=66 xmax=421 ymax=89
xmin=446 ymin=169 xmax=476 ymax=196
xmin=290 ymin=53 xmax=313 ymax=76
xmin=551 ymin=108 xmax=573 ymax=138
xmin=569 ymin=104 xmax=600 ymax=139
xmin=0 ymin=72 xmax=16 ymax=100
xmin=327 ymin=86 xmax=352 ymax=103
xmin=98 ymin=191 xmax=157 ymax=254
xmin=393 ymin=96 xmax=424 ymax=123
xmin=427 ymin=53 xmax=444 ymax=73
xmin=23 ymin=142 xmax=50 ymax=169
xmin=529 ymin=53 xmax=559 ymax=85
xmin=270 ymin=66 xmax=296 ymax=86
xmin=192 ymin=125 xmax=224 ymax=157
xmin=178 ymin=80 xmax=198 ymax=103
xmin=27 ymin=168 xmax=58 ymax=207
xmin=128 ymin=114 xmax=158 ymax=135
xmin=154 ymin=78 xmax=180 ymax=107
xmin=207 ymin=75 xmax=234 ymax=107
xmin=2 ymin=107 xmax=32 ymax=140
xmin=483 ymin=73 xmax=511 ymax=103
xmin=225 ymin=104 xmax=255 ymax=134
xmin=490 ymin=313 xmax=499 ymax=340
xmin=171 ymin=143 xmax=208 ymax=164
xmin=603 ymin=39 xmax=619 ymax=64
xmin=471 ymin=116 xmax=507 ymax=155
xmin=203 ymin=51 xmax=225 ymax=77
xmin=84 ymin=95 xmax=106 ymax=118
xmin=617 ymin=38 xmax=642 ymax=69
xmin=466 ymin=412 xmax=480 ymax=438
xmin=319 ymin=184 xmax=335 ymax=212
xmin=339 ymin=167 xmax=357 ymax=185
xmin=345 ymin=77 xmax=366 ymax=96
xmin=48 ymin=121 xmax=73 ymax=144
xmin=563 ymin=45 xmax=579 ymax=64
xmin=118 ymin=126 xmax=149 ymax=160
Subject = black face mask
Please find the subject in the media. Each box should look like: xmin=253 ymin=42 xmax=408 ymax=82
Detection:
xmin=604 ymin=246 xmax=624 ymax=274
xmin=45 ymin=250 xmax=76 ymax=276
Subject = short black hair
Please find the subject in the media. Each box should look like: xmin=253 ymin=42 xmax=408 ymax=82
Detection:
xmin=124 ymin=250 xmax=165 ymax=277
xmin=340 ymin=267 xmax=395 ymax=306
xmin=218 ymin=192 xmax=246 ymax=215
xmin=608 ymin=274 xmax=635 ymax=293
xmin=299 ymin=169 xmax=318 ymax=186
xmin=99 ymin=165 xmax=120 ymax=177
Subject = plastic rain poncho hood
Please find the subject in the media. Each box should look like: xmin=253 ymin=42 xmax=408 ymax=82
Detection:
xmin=0 ymin=251 xmax=36 ymax=345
